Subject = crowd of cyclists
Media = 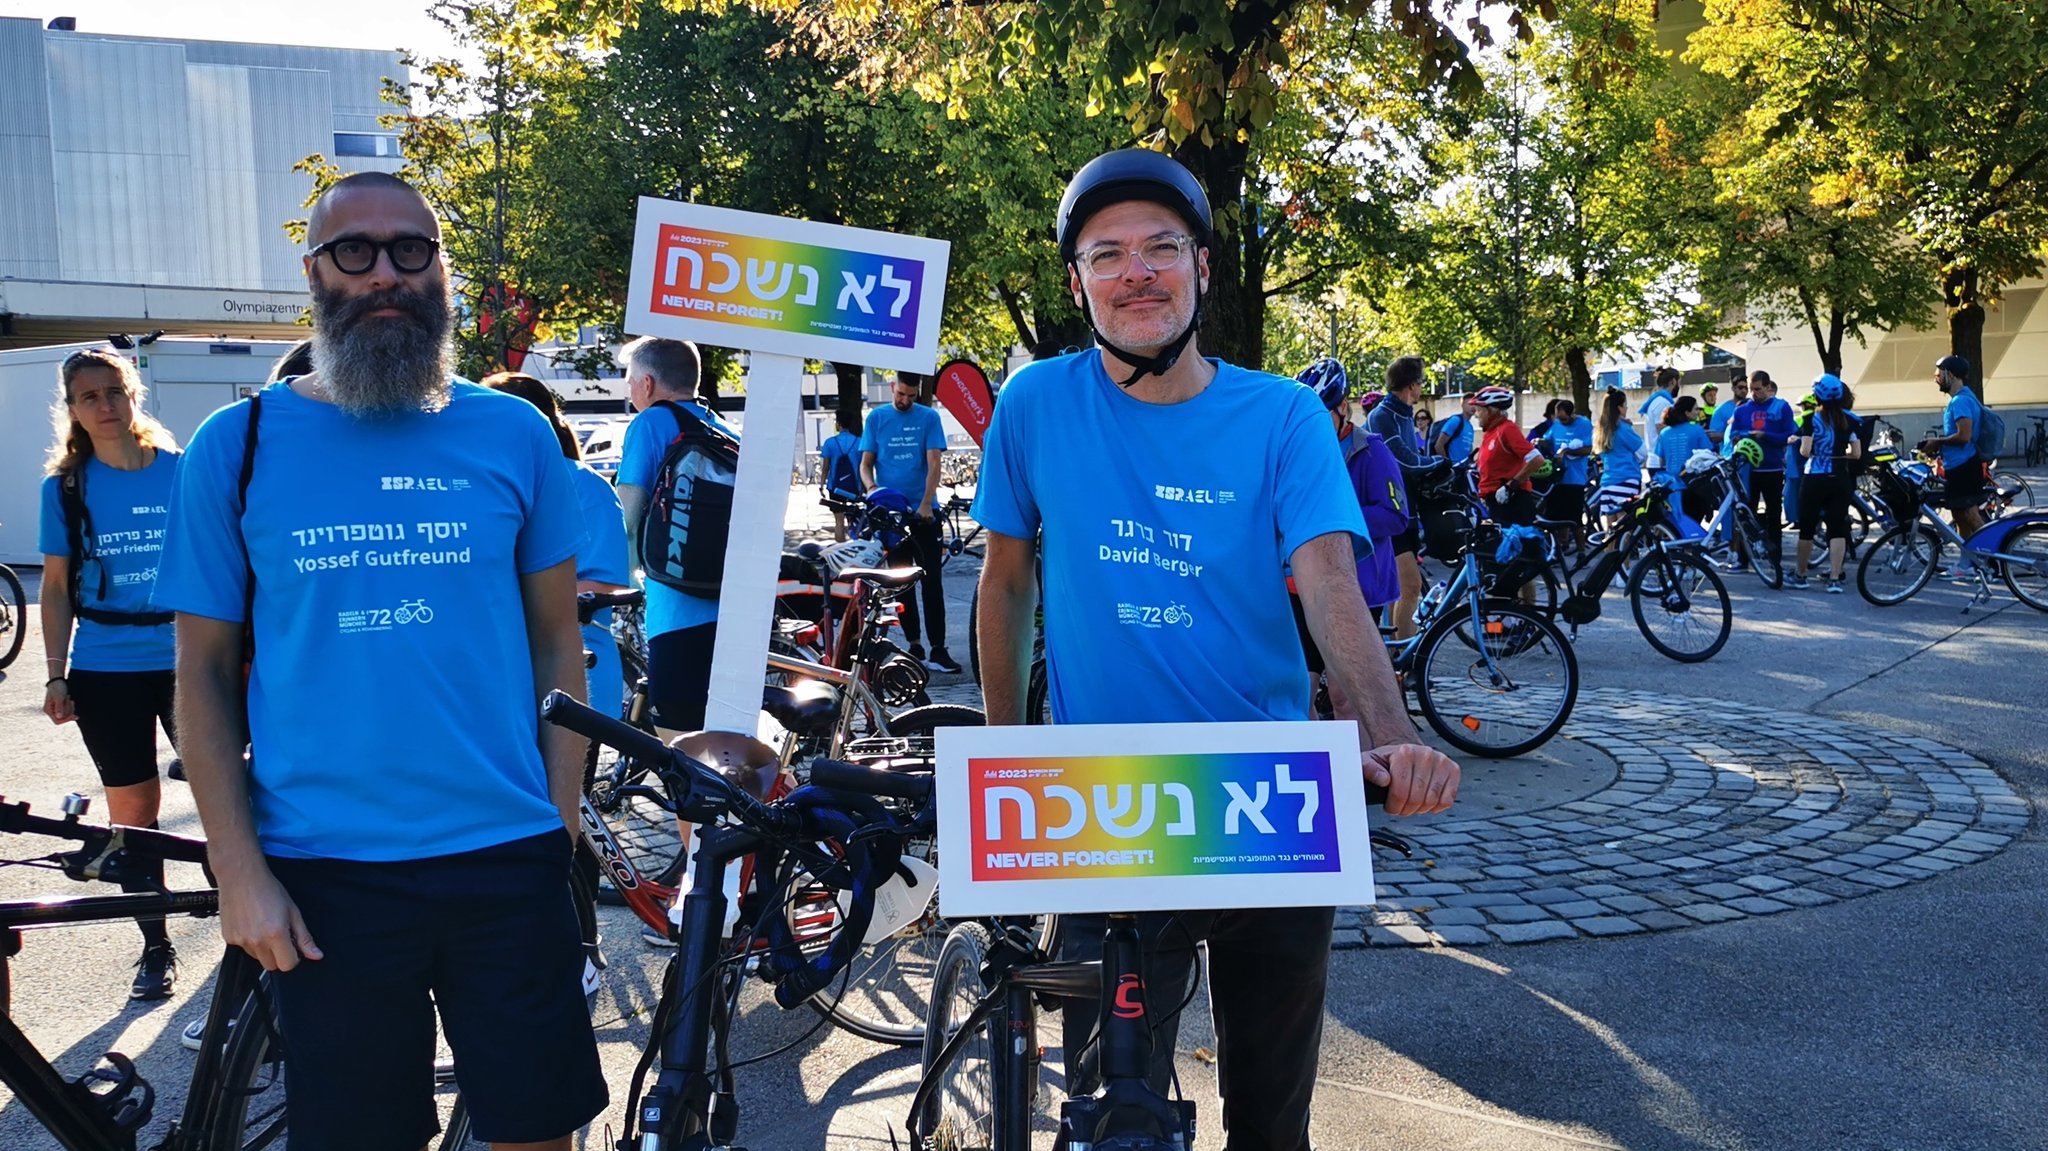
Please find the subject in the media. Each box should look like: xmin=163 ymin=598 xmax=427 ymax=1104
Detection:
xmin=16 ymin=148 xmax=2015 ymax=1149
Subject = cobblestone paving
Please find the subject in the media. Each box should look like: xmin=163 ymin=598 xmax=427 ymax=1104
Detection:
xmin=1348 ymin=686 xmax=2029 ymax=947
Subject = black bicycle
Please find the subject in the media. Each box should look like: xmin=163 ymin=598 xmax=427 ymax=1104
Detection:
xmin=0 ymin=538 xmax=27 ymax=670
xmin=539 ymin=690 xmax=938 ymax=1149
xmin=0 ymin=794 xmax=280 ymax=1151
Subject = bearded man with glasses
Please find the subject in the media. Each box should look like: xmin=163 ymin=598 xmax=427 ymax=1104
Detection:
xmin=155 ymin=171 xmax=606 ymax=1150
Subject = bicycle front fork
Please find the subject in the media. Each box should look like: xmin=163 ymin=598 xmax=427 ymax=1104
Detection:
xmin=1057 ymin=913 xmax=1198 ymax=1151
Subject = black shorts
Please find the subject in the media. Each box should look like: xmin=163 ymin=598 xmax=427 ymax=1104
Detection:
xmin=1541 ymin=483 xmax=1587 ymax=523
xmin=1943 ymin=459 xmax=1988 ymax=511
xmin=66 ymin=668 xmax=176 ymax=789
xmin=648 ymin=621 xmax=718 ymax=730
xmin=267 ymin=830 xmax=606 ymax=1150
xmin=1798 ymin=473 xmax=1854 ymax=541
xmin=1391 ymin=521 xmax=1421 ymax=557
xmin=1490 ymin=487 xmax=1540 ymax=527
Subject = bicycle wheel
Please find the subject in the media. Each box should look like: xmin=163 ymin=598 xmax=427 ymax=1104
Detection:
xmin=1993 ymin=470 xmax=2033 ymax=510
xmin=1735 ymin=508 xmax=1784 ymax=589
xmin=204 ymin=984 xmax=288 ymax=1150
xmin=1856 ymin=524 xmax=1941 ymax=606
xmin=1412 ymin=602 xmax=1577 ymax=759
xmin=920 ymin=922 xmax=1031 ymax=1151
xmin=1998 ymin=522 xmax=2048 ymax=611
xmin=0 ymin=564 xmax=25 ymax=670
xmin=1025 ymin=659 xmax=1053 ymax=725
xmin=1628 ymin=548 xmax=1731 ymax=663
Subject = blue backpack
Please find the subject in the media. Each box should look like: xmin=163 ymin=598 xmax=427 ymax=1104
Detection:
xmin=1974 ymin=401 xmax=2007 ymax=463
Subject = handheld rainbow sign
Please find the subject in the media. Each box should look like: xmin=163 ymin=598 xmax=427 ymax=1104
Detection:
xmin=935 ymin=722 xmax=1375 ymax=916
xmin=623 ymin=198 xmax=951 ymax=374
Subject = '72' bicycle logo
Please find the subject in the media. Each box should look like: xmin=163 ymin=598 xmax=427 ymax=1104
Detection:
xmin=1119 ymin=602 xmax=1193 ymax=629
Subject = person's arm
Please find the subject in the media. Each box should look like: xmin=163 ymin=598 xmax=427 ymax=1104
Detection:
xmin=520 ymin=557 xmax=588 ymax=835
xmin=1923 ymin=415 xmax=1972 ymax=451
xmin=39 ymin=554 xmax=76 ymax=724
xmin=860 ymin=451 xmax=878 ymax=492
xmin=176 ymin=613 xmax=323 ymax=972
xmin=920 ymin=447 xmax=943 ymax=520
xmin=976 ymin=530 xmax=1039 ymax=725
xmin=1292 ymin=532 xmax=1458 ymax=817
xmin=616 ymin=483 xmax=648 ymax=586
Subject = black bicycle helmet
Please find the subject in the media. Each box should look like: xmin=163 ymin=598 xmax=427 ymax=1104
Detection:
xmin=1055 ymin=149 xmax=1215 ymax=389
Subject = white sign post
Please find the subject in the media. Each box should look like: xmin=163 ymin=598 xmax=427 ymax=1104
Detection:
xmin=624 ymin=198 xmax=951 ymax=735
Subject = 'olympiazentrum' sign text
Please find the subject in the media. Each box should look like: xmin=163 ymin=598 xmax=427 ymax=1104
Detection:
xmin=624 ymin=198 xmax=951 ymax=375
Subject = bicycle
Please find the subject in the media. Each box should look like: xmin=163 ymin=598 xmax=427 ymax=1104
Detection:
xmin=911 ymin=788 xmax=1413 ymax=1151
xmin=0 ymin=538 xmax=26 ymax=669
xmin=933 ymin=489 xmax=985 ymax=569
xmin=539 ymin=692 xmax=938 ymax=1149
xmin=1855 ymin=464 xmax=2048 ymax=612
xmin=2015 ymin=413 xmax=2047 ymax=467
xmin=1687 ymin=456 xmax=1786 ymax=589
xmin=0 ymin=794 xmax=287 ymax=1151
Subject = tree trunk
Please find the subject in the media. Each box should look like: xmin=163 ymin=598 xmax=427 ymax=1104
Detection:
xmin=1564 ymin=347 xmax=1593 ymax=415
xmin=832 ymin=361 xmax=867 ymax=421
xmin=1942 ymin=265 xmax=1986 ymax=399
xmin=1033 ymin=314 xmax=1091 ymax=360
xmin=1821 ymin=309 xmax=1845 ymax=377
xmin=1173 ymin=133 xmax=1258 ymax=370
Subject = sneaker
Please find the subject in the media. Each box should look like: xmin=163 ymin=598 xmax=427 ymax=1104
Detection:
xmin=908 ymin=643 xmax=927 ymax=664
xmin=131 ymin=941 xmax=176 ymax=1001
xmin=642 ymin=900 xmax=683 ymax=948
xmin=1785 ymin=572 xmax=1812 ymax=590
xmin=923 ymin=647 xmax=963 ymax=674
xmin=1826 ymin=579 xmax=1844 ymax=595
xmin=641 ymin=922 xmax=676 ymax=947
xmin=179 ymin=1011 xmax=223 ymax=1052
xmin=165 ymin=758 xmax=186 ymax=782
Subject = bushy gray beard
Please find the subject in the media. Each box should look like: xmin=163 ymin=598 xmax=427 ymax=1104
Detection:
xmin=309 ymin=275 xmax=456 ymax=418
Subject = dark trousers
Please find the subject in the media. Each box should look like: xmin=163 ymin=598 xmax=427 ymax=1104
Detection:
xmin=888 ymin=514 xmax=948 ymax=650
xmin=1059 ymin=906 xmax=1335 ymax=1151
xmin=1746 ymin=469 xmax=1785 ymax=552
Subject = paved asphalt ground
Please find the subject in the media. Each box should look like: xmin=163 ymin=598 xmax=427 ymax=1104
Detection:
xmin=1 ymin=479 xmax=2043 ymax=1150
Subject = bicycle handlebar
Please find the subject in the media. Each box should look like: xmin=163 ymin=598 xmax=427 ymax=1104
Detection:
xmin=0 ymin=797 xmax=211 ymax=866
xmin=808 ymin=758 xmax=934 ymax=801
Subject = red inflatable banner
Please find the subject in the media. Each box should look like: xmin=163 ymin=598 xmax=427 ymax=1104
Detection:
xmin=935 ymin=358 xmax=996 ymax=447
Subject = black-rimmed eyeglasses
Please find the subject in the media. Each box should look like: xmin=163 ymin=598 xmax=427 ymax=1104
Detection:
xmin=309 ymin=235 xmax=441 ymax=275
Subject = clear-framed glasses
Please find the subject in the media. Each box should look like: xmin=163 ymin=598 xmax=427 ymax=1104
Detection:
xmin=309 ymin=235 xmax=441 ymax=275
xmin=1076 ymin=233 xmax=1195 ymax=280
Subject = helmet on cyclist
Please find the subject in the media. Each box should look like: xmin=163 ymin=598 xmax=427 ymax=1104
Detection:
xmin=1056 ymin=150 xmax=1215 ymax=389
xmin=1472 ymin=386 xmax=1515 ymax=410
xmin=1731 ymin=436 xmax=1764 ymax=467
xmin=1812 ymin=373 xmax=1846 ymax=401
xmin=1296 ymin=357 xmax=1349 ymax=411
xmin=1358 ymin=389 xmax=1387 ymax=415
xmin=1532 ymin=457 xmax=1556 ymax=479
xmin=1798 ymin=393 xmax=1818 ymax=412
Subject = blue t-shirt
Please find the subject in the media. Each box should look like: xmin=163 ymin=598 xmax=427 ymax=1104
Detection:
xmin=1541 ymin=416 xmax=1595 ymax=486
xmin=819 ymin=430 xmax=863 ymax=499
xmin=1801 ymin=413 xmax=1853 ymax=476
xmin=859 ymin=402 xmax=947 ymax=498
xmin=617 ymin=399 xmax=739 ymax=639
xmin=973 ymin=353 xmax=1367 ymax=725
xmin=153 ymin=381 xmax=585 ymax=862
xmin=1942 ymin=388 xmax=1984 ymax=469
xmin=1655 ymin=422 xmax=1713 ymax=489
xmin=1708 ymin=399 xmax=1740 ymax=455
xmin=1597 ymin=422 xmax=1644 ymax=486
xmin=38 ymin=451 xmax=181 ymax=672
xmin=1730 ymin=397 xmax=1797 ymax=472
xmin=1434 ymin=412 xmax=1474 ymax=464
xmin=571 ymin=461 xmax=632 ymax=712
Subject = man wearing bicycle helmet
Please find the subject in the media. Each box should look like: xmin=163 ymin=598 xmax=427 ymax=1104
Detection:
xmin=1472 ymin=386 xmax=1544 ymax=525
xmin=975 ymin=148 xmax=1459 ymax=1150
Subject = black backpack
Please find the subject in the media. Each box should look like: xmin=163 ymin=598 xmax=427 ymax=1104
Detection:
xmin=60 ymin=461 xmax=175 ymax=627
xmin=639 ymin=400 xmax=741 ymax=599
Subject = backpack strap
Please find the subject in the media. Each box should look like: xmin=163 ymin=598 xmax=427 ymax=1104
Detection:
xmin=61 ymin=463 xmax=176 ymax=627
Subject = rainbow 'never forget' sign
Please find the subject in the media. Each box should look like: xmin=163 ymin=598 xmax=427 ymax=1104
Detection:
xmin=623 ymin=198 xmax=950 ymax=374
xmin=936 ymin=722 xmax=1376 ymax=916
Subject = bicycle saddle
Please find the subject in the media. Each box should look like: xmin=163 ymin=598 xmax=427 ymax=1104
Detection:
xmin=835 ymin=565 xmax=924 ymax=589
xmin=762 ymin=680 xmax=840 ymax=737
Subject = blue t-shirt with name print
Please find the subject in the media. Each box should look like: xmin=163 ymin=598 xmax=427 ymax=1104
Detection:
xmin=154 ymin=381 xmax=585 ymax=862
xmin=1541 ymin=416 xmax=1595 ymax=486
xmin=617 ymin=399 xmax=739 ymax=639
xmin=1434 ymin=412 xmax=1474 ymax=464
xmin=859 ymin=402 xmax=947 ymax=498
xmin=1730 ymin=397 xmax=1797 ymax=471
xmin=974 ymin=353 xmax=1367 ymax=725
xmin=571 ymin=460 xmax=633 ymax=712
xmin=38 ymin=451 xmax=181 ymax=672
xmin=1942 ymin=388 xmax=1984 ymax=470
xmin=1655 ymin=422 xmax=1713 ymax=489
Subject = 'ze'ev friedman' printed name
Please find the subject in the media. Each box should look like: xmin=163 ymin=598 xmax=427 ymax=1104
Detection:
xmin=1100 ymin=517 xmax=1203 ymax=579
xmin=291 ymin=521 xmax=474 ymax=573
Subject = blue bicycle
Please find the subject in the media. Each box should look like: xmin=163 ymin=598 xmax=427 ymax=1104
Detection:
xmin=1856 ymin=464 xmax=2048 ymax=611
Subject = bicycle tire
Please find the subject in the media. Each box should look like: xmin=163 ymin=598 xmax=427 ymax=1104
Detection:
xmin=920 ymin=921 xmax=1033 ymax=1151
xmin=1411 ymin=602 xmax=1577 ymax=759
xmin=800 ymin=703 xmax=982 ymax=1047
xmin=1992 ymin=470 xmax=2032 ymax=510
xmin=1627 ymin=549 xmax=1731 ymax=663
xmin=1997 ymin=522 xmax=2048 ymax=612
xmin=1025 ymin=659 xmax=1052 ymax=725
xmin=1735 ymin=508 xmax=1784 ymax=589
xmin=1856 ymin=524 xmax=1941 ymax=606
xmin=0 ymin=564 xmax=24 ymax=669
xmin=203 ymin=985 xmax=288 ymax=1151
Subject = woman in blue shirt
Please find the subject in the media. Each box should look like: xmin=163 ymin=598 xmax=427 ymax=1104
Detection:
xmin=1791 ymin=375 xmax=1861 ymax=592
xmin=37 ymin=347 xmax=183 ymax=998
xmin=1591 ymin=387 xmax=1647 ymax=533
xmin=1654 ymin=396 xmax=1715 ymax=521
xmin=485 ymin=372 xmax=635 ymax=710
